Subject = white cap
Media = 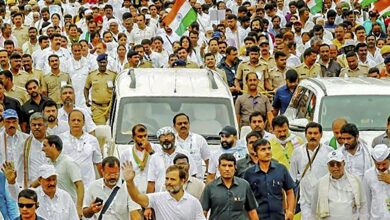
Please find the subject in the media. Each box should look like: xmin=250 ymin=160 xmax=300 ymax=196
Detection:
xmin=327 ymin=150 xmax=345 ymax=163
xmin=156 ymin=126 xmax=175 ymax=138
xmin=371 ymin=144 xmax=390 ymax=162
xmin=39 ymin=164 xmax=57 ymax=179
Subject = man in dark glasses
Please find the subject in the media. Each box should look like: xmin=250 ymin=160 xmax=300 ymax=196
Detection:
xmin=15 ymin=189 xmax=45 ymax=220
xmin=311 ymin=150 xmax=368 ymax=219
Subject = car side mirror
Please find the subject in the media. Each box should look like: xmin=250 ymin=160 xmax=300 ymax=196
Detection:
xmin=289 ymin=118 xmax=309 ymax=132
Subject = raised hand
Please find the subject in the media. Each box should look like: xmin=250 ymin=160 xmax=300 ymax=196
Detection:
xmin=1 ymin=161 xmax=17 ymax=184
xmin=122 ymin=161 xmax=135 ymax=182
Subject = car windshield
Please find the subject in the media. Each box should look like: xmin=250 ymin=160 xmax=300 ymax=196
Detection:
xmin=115 ymin=97 xmax=235 ymax=144
xmin=319 ymin=95 xmax=389 ymax=131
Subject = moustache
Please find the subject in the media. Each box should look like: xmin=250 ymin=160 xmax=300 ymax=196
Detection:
xmin=180 ymin=126 xmax=187 ymax=130
xmin=8 ymin=126 xmax=15 ymax=130
xmin=309 ymin=138 xmax=317 ymax=141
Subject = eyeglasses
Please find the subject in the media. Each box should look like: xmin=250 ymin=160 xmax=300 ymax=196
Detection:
xmin=328 ymin=161 xmax=343 ymax=167
xmin=18 ymin=203 xmax=35 ymax=208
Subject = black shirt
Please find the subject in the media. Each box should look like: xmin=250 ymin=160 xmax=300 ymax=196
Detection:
xmin=21 ymin=95 xmax=51 ymax=122
xmin=3 ymin=95 xmax=25 ymax=123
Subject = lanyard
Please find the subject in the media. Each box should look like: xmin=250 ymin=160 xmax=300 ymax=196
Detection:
xmin=305 ymin=144 xmax=321 ymax=171
xmin=3 ymin=133 xmax=7 ymax=161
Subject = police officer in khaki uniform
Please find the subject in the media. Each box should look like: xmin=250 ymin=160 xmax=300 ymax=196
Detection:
xmin=268 ymin=51 xmax=288 ymax=91
xmin=293 ymin=47 xmax=321 ymax=79
xmin=84 ymin=53 xmax=117 ymax=125
xmin=42 ymin=54 xmax=72 ymax=105
xmin=0 ymin=70 xmax=28 ymax=104
xmin=22 ymin=54 xmax=44 ymax=86
xmin=235 ymin=46 xmax=270 ymax=92
xmin=339 ymin=51 xmax=369 ymax=77
xmin=177 ymin=47 xmax=200 ymax=68
xmin=9 ymin=53 xmax=30 ymax=89
xmin=133 ymin=45 xmax=153 ymax=68
xmin=124 ymin=50 xmax=140 ymax=69
xmin=259 ymin=40 xmax=276 ymax=67
xmin=204 ymin=52 xmax=228 ymax=84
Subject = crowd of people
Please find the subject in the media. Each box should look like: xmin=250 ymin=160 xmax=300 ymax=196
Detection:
xmin=0 ymin=0 xmax=388 ymax=219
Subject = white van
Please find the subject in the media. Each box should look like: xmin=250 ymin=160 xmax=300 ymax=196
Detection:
xmin=98 ymin=68 xmax=238 ymax=157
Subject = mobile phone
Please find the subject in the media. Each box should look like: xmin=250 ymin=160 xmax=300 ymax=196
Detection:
xmin=94 ymin=197 xmax=103 ymax=205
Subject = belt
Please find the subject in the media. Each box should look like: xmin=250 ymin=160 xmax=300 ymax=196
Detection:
xmin=92 ymin=101 xmax=110 ymax=107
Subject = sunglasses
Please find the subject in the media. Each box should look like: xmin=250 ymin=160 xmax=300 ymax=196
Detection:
xmin=328 ymin=161 xmax=343 ymax=167
xmin=18 ymin=203 xmax=35 ymax=208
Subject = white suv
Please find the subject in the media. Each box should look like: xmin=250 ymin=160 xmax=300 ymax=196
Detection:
xmin=284 ymin=77 xmax=390 ymax=146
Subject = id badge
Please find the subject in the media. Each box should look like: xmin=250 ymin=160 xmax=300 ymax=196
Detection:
xmin=107 ymin=80 xmax=113 ymax=88
xmin=60 ymin=80 xmax=67 ymax=87
xmin=386 ymin=198 xmax=390 ymax=212
xmin=256 ymin=71 xmax=263 ymax=81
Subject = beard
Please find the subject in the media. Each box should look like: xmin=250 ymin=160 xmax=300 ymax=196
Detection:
xmin=221 ymin=140 xmax=234 ymax=149
xmin=161 ymin=141 xmax=174 ymax=150
xmin=47 ymin=115 xmax=56 ymax=123
xmin=104 ymin=178 xmax=118 ymax=187
xmin=30 ymin=91 xmax=39 ymax=98
xmin=166 ymin=184 xmax=181 ymax=194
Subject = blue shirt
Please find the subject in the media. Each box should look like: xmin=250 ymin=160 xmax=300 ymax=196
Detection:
xmin=272 ymin=85 xmax=293 ymax=114
xmin=0 ymin=172 xmax=19 ymax=220
xmin=243 ymin=161 xmax=295 ymax=220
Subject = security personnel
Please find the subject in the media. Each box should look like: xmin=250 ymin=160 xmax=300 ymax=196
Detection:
xmin=124 ymin=50 xmax=140 ymax=69
xmin=268 ymin=51 xmax=288 ymax=91
xmin=176 ymin=47 xmax=200 ymax=68
xmin=293 ymin=47 xmax=321 ymax=79
xmin=42 ymin=54 xmax=72 ymax=105
xmin=133 ymin=45 xmax=153 ymax=68
xmin=339 ymin=51 xmax=369 ymax=77
xmin=235 ymin=46 xmax=270 ymax=92
xmin=84 ymin=54 xmax=117 ymax=125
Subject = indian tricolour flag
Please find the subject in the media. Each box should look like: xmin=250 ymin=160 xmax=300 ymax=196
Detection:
xmin=360 ymin=0 xmax=390 ymax=16
xmin=306 ymin=0 xmax=322 ymax=14
xmin=163 ymin=0 xmax=198 ymax=36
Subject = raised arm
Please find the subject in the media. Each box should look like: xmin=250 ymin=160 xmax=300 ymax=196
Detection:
xmin=122 ymin=161 xmax=150 ymax=208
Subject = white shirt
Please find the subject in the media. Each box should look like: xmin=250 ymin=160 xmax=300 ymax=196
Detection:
xmin=160 ymin=31 xmax=180 ymax=54
xmin=67 ymin=57 xmax=90 ymax=109
xmin=225 ymin=26 xmax=248 ymax=48
xmin=36 ymin=47 xmax=72 ymax=74
xmin=291 ymin=144 xmax=334 ymax=220
xmin=147 ymin=191 xmax=205 ymax=220
xmin=0 ymin=130 xmax=28 ymax=165
xmin=129 ymin=26 xmax=155 ymax=45
xmin=367 ymin=47 xmax=384 ymax=66
xmin=60 ymin=131 xmax=102 ymax=188
xmin=208 ymin=144 xmax=248 ymax=177
xmin=47 ymin=120 xmax=69 ymax=136
xmin=176 ymin=132 xmax=211 ymax=179
xmin=340 ymin=143 xmax=373 ymax=180
xmin=22 ymin=41 xmax=40 ymax=55
xmin=147 ymin=147 xmax=197 ymax=192
xmin=362 ymin=167 xmax=390 ymax=220
xmin=16 ymin=136 xmax=47 ymax=186
xmin=8 ymin=185 xmax=78 ymax=220
xmin=57 ymin=107 xmax=96 ymax=133
xmin=83 ymin=178 xmax=140 ymax=220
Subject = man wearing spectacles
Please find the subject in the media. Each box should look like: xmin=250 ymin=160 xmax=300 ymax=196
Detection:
xmin=14 ymin=189 xmax=43 ymax=220
xmin=311 ymin=150 xmax=368 ymax=219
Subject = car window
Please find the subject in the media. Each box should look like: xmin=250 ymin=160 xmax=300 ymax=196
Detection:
xmin=293 ymin=87 xmax=316 ymax=121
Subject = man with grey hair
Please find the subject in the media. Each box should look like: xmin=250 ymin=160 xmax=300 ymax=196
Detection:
xmin=16 ymin=112 xmax=49 ymax=188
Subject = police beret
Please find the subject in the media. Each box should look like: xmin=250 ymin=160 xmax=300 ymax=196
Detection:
xmin=96 ymin=53 xmax=108 ymax=62
xmin=381 ymin=45 xmax=390 ymax=56
xmin=385 ymin=56 xmax=390 ymax=64
xmin=172 ymin=60 xmax=186 ymax=67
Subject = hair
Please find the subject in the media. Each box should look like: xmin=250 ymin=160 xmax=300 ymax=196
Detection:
xmin=173 ymin=153 xmax=189 ymax=164
xmin=246 ymin=131 xmax=262 ymax=142
xmin=4 ymin=40 xmax=14 ymax=47
xmin=0 ymin=70 xmax=13 ymax=82
xmin=25 ymin=79 xmax=39 ymax=90
xmin=346 ymin=51 xmax=357 ymax=58
xmin=9 ymin=53 xmax=21 ymax=60
xmin=274 ymin=51 xmax=287 ymax=60
xmin=245 ymin=72 xmax=259 ymax=81
xmin=173 ymin=113 xmax=190 ymax=124
xmin=253 ymin=139 xmax=271 ymax=152
xmin=249 ymin=111 xmax=265 ymax=123
xmin=165 ymin=165 xmax=187 ymax=180
xmin=327 ymin=9 xmax=337 ymax=18
xmin=102 ymin=156 xmax=120 ymax=168
xmin=218 ymin=153 xmax=236 ymax=166
xmin=355 ymin=43 xmax=367 ymax=52
xmin=355 ymin=25 xmax=365 ymax=33
xmin=29 ymin=112 xmax=48 ymax=125
xmin=340 ymin=123 xmax=359 ymax=137
xmin=226 ymin=46 xmax=237 ymax=55
xmin=46 ymin=135 xmax=63 ymax=151
xmin=18 ymin=189 xmax=38 ymax=202
xmin=272 ymin=115 xmax=289 ymax=128
xmin=38 ymin=35 xmax=49 ymax=43
xmin=48 ymin=54 xmax=59 ymax=62
xmin=60 ymin=84 xmax=74 ymax=94
xmin=286 ymin=69 xmax=299 ymax=82
xmin=68 ymin=109 xmax=85 ymax=123
xmin=131 ymin=124 xmax=147 ymax=137
xmin=305 ymin=122 xmax=323 ymax=134
xmin=247 ymin=45 xmax=260 ymax=54
xmin=303 ymin=47 xmax=318 ymax=58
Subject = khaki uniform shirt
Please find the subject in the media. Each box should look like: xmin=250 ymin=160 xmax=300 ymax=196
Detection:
xmin=138 ymin=61 xmax=153 ymax=68
xmin=12 ymin=71 xmax=30 ymax=89
xmin=339 ymin=64 xmax=369 ymax=77
xmin=215 ymin=68 xmax=228 ymax=84
xmin=236 ymin=60 xmax=269 ymax=92
xmin=85 ymin=70 xmax=117 ymax=104
xmin=293 ymin=63 xmax=321 ymax=79
xmin=42 ymin=72 xmax=72 ymax=104
xmin=260 ymin=56 xmax=276 ymax=68
xmin=268 ymin=67 xmax=287 ymax=90
xmin=5 ymin=85 xmax=28 ymax=104
xmin=235 ymin=93 xmax=272 ymax=126
xmin=185 ymin=61 xmax=200 ymax=68
xmin=26 ymin=69 xmax=44 ymax=86
xmin=12 ymin=26 xmax=29 ymax=48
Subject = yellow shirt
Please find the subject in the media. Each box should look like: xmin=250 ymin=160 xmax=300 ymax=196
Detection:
xmin=269 ymin=135 xmax=305 ymax=170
